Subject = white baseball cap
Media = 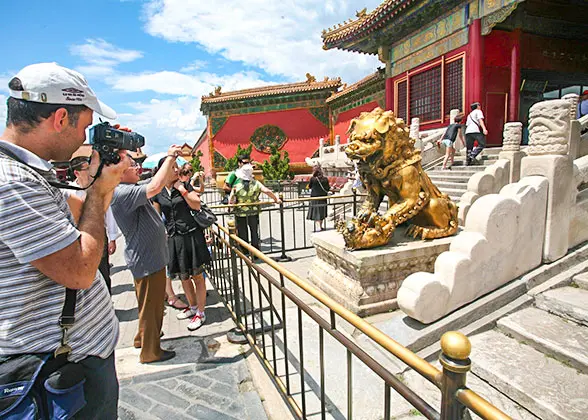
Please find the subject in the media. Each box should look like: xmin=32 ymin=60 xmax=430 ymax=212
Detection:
xmin=239 ymin=164 xmax=254 ymax=181
xmin=8 ymin=62 xmax=116 ymax=119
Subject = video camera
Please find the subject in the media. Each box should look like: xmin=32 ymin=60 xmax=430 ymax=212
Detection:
xmin=89 ymin=122 xmax=145 ymax=165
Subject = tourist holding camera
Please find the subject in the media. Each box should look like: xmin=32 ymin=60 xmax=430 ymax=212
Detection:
xmin=152 ymin=157 xmax=211 ymax=331
xmin=110 ymin=145 xmax=183 ymax=364
xmin=0 ymin=63 xmax=130 ymax=419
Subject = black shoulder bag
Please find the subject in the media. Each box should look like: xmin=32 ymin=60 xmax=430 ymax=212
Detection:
xmin=0 ymin=289 xmax=87 ymax=419
xmin=192 ymin=204 xmax=218 ymax=229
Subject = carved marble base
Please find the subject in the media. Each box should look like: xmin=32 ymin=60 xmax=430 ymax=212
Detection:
xmin=308 ymin=227 xmax=454 ymax=317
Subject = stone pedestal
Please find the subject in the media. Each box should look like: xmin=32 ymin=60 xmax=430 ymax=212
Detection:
xmin=307 ymin=227 xmax=453 ymax=317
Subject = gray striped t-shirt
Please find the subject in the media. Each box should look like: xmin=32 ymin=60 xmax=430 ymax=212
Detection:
xmin=111 ymin=184 xmax=168 ymax=279
xmin=0 ymin=141 xmax=118 ymax=362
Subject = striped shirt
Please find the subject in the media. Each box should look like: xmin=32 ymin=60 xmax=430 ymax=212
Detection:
xmin=111 ymin=184 xmax=168 ymax=279
xmin=0 ymin=141 xmax=118 ymax=362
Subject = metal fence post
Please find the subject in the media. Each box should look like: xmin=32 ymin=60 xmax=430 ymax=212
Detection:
xmin=439 ymin=331 xmax=471 ymax=420
xmin=352 ymin=187 xmax=357 ymax=216
xmin=227 ymin=220 xmax=242 ymax=323
xmin=273 ymin=192 xmax=292 ymax=262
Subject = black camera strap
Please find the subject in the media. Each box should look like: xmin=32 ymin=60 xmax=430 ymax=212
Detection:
xmin=0 ymin=143 xmax=102 ymax=191
xmin=0 ymin=144 xmax=79 ymax=357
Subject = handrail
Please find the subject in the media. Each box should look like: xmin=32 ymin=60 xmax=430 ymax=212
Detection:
xmin=457 ymin=389 xmax=511 ymax=420
xmin=213 ymin=222 xmax=511 ymax=419
xmin=208 ymin=192 xmax=363 ymax=209
xmin=215 ymin=223 xmax=441 ymax=385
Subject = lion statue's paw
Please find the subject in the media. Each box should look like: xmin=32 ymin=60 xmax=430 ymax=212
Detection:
xmin=337 ymin=214 xmax=394 ymax=250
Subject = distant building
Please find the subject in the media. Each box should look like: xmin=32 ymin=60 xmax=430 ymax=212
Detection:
xmin=199 ymin=76 xmax=341 ymax=176
xmin=322 ymin=0 xmax=588 ymax=146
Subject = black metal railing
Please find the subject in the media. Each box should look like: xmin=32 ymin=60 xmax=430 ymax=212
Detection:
xmin=206 ymin=223 xmax=511 ymax=420
xmin=208 ymin=191 xmax=360 ymax=260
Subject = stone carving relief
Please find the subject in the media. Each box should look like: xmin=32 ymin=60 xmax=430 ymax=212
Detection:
xmin=502 ymin=122 xmax=522 ymax=152
xmin=315 ymin=246 xmax=437 ymax=294
xmin=528 ymin=98 xmax=572 ymax=156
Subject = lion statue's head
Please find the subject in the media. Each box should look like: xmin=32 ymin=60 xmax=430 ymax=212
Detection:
xmin=345 ymin=107 xmax=415 ymax=164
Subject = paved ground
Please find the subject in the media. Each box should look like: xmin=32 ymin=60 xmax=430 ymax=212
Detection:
xmin=110 ymin=242 xmax=276 ymax=420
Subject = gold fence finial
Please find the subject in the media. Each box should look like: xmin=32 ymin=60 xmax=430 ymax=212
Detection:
xmin=440 ymin=331 xmax=471 ymax=360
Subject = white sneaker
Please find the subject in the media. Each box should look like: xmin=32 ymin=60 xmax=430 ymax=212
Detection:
xmin=187 ymin=313 xmax=206 ymax=331
xmin=176 ymin=308 xmax=197 ymax=320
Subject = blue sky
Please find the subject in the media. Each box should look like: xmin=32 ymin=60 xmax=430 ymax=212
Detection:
xmin=0 ymin=0 xmax=382 ymax=155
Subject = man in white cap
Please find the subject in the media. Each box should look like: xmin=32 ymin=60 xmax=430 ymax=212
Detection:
xmin=0 ymin=63 xmax=130 ymax=419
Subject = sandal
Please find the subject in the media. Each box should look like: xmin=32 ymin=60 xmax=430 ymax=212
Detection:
xmin=167 ymin=297 xmax=188 ymax=310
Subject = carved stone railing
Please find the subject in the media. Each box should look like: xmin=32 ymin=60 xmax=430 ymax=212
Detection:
xmin=398 ymin=95 xmax=579 ymax=324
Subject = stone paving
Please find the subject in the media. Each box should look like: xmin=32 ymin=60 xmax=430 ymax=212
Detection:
xmin=110 ymin=241 xmax=271 ymax=420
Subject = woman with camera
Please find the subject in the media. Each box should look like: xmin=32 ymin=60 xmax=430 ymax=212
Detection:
xmin=152 ymin=158 xmax=211 ymax=331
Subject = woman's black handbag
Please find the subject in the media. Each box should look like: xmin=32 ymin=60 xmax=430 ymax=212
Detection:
xmin=192 ymin=204 xmax=217 ymax=229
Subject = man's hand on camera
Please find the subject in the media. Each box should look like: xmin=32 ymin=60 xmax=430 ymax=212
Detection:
xmin=167 ymin=145 xmax=182 ymax=158
xmin=88 ymin=151 xmax=131 ymax=197
xmin=112 ymin=124 xmax=132 ymax=133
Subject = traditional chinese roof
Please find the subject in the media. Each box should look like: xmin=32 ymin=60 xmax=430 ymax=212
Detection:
xmin=200 ymin=75 xmax=342 ymax=114
xmin=326 ymin=68 xmax=385 ymax=105
xmin=322 ymin=0 xmax=465 ymax=54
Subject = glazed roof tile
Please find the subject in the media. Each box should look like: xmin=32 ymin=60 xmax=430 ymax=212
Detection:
xmin=326 ymin=69 xmax=385 ymax=103
xmin=201 ymin=78 xmax=342 ymax=104
xmin=322 ymin=0 xmax=414 ymax=50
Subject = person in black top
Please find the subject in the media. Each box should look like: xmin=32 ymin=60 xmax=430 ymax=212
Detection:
xmin=306 ymin=166 xmax=330 ymax=231
xmin=438 ymin=113 xmax=465 ymax=170
xmin=152 ymin=158 xmax=211 ymax=331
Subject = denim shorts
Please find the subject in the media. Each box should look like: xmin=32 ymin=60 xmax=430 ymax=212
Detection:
xmin=441 ymin=139 xmax=454 ymax=148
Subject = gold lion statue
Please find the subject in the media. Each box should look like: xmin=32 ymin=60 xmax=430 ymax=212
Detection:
xmin=337 ymin=108 xmax=458 ymax=250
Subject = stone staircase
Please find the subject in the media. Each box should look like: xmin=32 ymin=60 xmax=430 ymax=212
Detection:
xmin=426 ymin=153 xmax=500 ymax=202
xmin=468 ymin=269 xmax=588 ymax=420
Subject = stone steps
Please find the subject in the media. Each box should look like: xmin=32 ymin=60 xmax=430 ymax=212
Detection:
xmin=535 ymin=286 xmax=588 ymax=326
xmin=431 ymin=181 xmax=468 ymax=191
xmin=428 ymin=169 xmax=482 ymax=177
xmin=469 ymin=330 xmax=588 ymax=420
xmin=437 ymin=187 xmax=467 ymax=198
xmin=572 ymin=272 xmax=588 ymax=290
xmin=497 ymin=307 xmax=588 ymax=374
xmin=427 ymin=175 xmax=476 ymax=184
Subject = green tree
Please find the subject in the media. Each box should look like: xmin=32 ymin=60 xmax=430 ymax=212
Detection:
xmin=224 ymin=144 xmax=253 ymax=172
xmin=190 ymin=150 xmax=204 ymax=172
xmin=259 ymin=146 xmax=294 ymax=181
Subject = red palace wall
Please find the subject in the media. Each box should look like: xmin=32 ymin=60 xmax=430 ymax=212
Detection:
xmin=483 ymin=29 xmax=515 ymax=145
xmin=212 ymin=108 xmax=329 ymax=165
xmin=333 ymin=101 xmax=380 ymax=142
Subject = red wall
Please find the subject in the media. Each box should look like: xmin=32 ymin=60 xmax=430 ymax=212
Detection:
xmin=212 ymin=108 xmax=329 ymax=164
xmin=483 ymin=30 xmax=516 ymax=145
xmin=333 ymin=101 xmax=380 ymax=142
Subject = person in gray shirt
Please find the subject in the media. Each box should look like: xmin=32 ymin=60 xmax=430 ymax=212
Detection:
xmin=111 ymin=144 xmax=182 ymax=364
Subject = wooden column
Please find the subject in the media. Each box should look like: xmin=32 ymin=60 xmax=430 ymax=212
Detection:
xmin=509 ymin=29 xmax=521 ymax=121
xmin=467 ymin=19 xmax=484 ymax=106
xmin=386 ymin=77 xmax=394 ymax=111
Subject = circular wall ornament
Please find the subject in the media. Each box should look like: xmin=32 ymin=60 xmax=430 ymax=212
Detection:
xmin=250 ymin=125 xmax=287 ymax=154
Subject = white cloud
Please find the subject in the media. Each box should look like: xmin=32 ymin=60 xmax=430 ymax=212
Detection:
xmin=108 ymin=69 xmax=270 ymax=97
xmin=70 ymin=39 xmax=143 ymax=75
xmin=116 ymin=97 xmax=205 ymax=155
xmin=0 ymin=95 xmax=6 ymax=126
xmin=180 ymin=60 xmax=207 ymax=73
xmin=143 ymin=0 xmax=382 ymax=83
xmin=0 ymin=75 xmax=10 ymax=93
xmin=104 ymin=69 xmax=274 ymax=153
